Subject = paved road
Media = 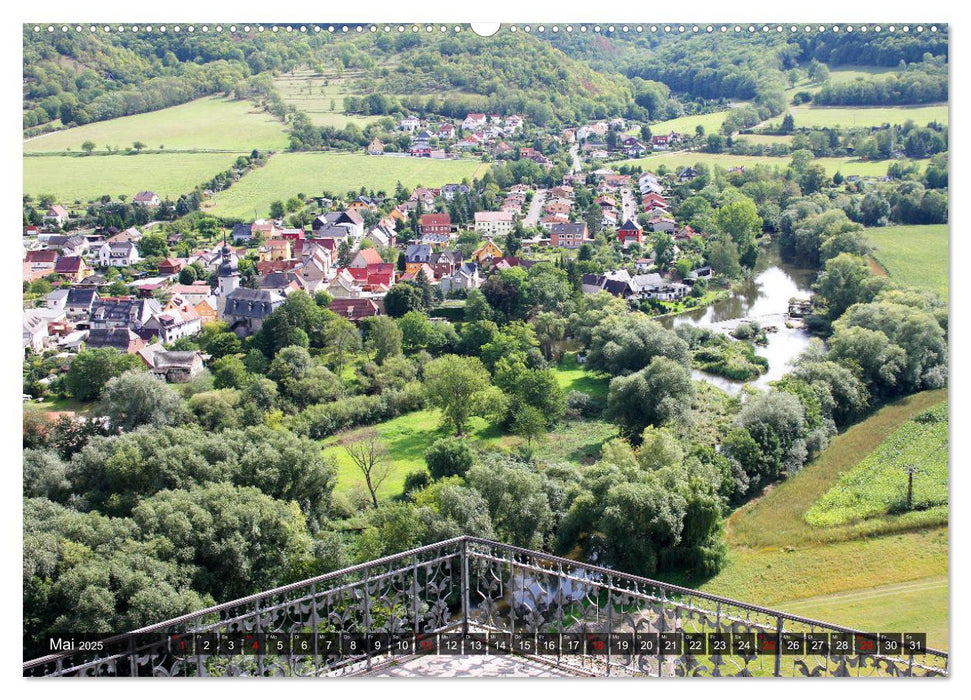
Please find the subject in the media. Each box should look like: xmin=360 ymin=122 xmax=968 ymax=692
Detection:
xmin=523 ymin=188 xmax=547 ymax=228
xmin=569 ymin=144 xmax=581 ymax=173
xmin=620 ymin=187 xmax=637 ymax=224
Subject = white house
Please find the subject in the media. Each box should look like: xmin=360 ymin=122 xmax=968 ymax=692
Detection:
xmin=399 ymin=116 xmax=421 ymax=132
xmin=99 ymin=241 xmax=140 ymax=268
xmin=474 ymin=211 xmax=516 ymax=237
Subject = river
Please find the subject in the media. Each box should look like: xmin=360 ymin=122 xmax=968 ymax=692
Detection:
xmin=661 ymin=248 xmax=816 ymax=395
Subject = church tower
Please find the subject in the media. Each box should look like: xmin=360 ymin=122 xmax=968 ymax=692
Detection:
xmin=216 ymin=234 xmax=239 ymax=316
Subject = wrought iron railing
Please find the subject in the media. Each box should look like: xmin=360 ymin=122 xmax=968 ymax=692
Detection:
xmin=23 ymin=536 xmax=948 ymax=677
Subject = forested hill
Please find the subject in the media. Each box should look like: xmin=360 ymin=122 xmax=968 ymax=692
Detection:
xmin=22 ymin=27 xmax=631 ymax=131
xmin=330 ymin=31 xmax=634 ymax=125
xmin=22 ymin=28 xmax=305 ymax=130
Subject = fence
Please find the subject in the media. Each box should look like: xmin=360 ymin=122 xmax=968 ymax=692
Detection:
xmin=23 ymin=536 xmax=948 ymax=677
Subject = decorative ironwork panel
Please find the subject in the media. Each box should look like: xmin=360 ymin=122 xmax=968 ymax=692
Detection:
xmin=24 ymin=536 xmax=948 ymax=678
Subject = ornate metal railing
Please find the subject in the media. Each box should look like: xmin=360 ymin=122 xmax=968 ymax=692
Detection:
xmin=23 ymin=536 xmax=948 ymax=677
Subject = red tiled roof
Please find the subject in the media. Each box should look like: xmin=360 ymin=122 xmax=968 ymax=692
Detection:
xmin=420 ymin=213 xmax=451 ymax=227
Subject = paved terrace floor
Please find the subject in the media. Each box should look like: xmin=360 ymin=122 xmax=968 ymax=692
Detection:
xmin=359 ymin=655 xmax=581 ymax=677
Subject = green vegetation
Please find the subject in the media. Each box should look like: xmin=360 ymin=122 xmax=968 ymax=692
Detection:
xmin=552 ymin=353 xmax=609 ymax=398
xmin=687 ymin=332 xmax=768 ymax=382
xmin=866 ymin=224 xmax=949 ymax=299
xmin=774 ymin=576 xmax=948 ymax=650
xmin=727 ymin=388 xmax=947 ymax=547
xmin=205 ymin=152 xmax=488 ymax=219
xmin=273 ymin=70 xmax=379 ymax=128
xmin=24 ymin=97 xmax=289 ymax=154
xmin=647 ymin=110 xmax=738 ymax=137
xmin=762 ymin=103 xmax=948 ymax=129
xmin=700 ymin=390 xmax=948 ymax=647
xmin=618 ymin=152 xmax=922 ymax=177
xmin=23 ymin=152 xmax=240 ymax=202
xmin=807 ymin=402 xmax=947 ymax=527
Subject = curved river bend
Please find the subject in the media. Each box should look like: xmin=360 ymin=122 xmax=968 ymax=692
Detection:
xmin=660 ymin=248 xmax=816 ymax=395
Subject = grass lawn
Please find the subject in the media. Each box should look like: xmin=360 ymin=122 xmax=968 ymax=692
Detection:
xmin=323 ymin=407 xmax=616 ymax=498
xmin=696 ymin=389 xmax=949 ymax=647
xmin=648 ymin=110 xmax=734 ymax=136
xmin=205 ymin=152 xmax=489 ymax=219
xmin=552 ymin=353 xmax=609 ymax=398
xmin=23 ymin=96 xmax=290 ymax=154
xmin=764 ymin=103 xmax=948 ymax=130
xmin=774 ymin=576 xmax=948 ymax=650
xmin=24 ymin=396 xmax=94 ymax=416
xmin=322 ymin=409 xmax=501 ymax=500
xmin=735 ymin=133 xmax=793 ymax=146
xmin=616 ymin=152 xmax=920 ymax=178
xmin=23 ymin=152 xmax=241 ymax=203
xmin=806 ymin=402 xmax=947 ymax=527
xmin=866 ymin=224 xmax=949 ymax=299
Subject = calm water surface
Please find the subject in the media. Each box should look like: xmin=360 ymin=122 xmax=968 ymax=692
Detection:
xmin=661 ymin=248 xmax=816 ymax=394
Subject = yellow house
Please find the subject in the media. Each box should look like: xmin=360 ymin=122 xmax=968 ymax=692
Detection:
xmin=259 ymin=238 xmax=292 ymax=262
xmin=471 ymin=238 xmax=503 ymax=264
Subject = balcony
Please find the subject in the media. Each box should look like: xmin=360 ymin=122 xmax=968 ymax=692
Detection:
xmin=23 ymin=536 xmax=948 ymax=678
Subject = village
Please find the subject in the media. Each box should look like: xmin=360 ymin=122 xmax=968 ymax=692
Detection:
xmin=22 ymin=111 xmax=715 ymax=376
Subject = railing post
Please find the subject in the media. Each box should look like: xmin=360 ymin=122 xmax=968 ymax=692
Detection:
xmin=255 ymin=596 xmax=264 ymax=677
xmin=461 ymin=538 xmax=470 ymax=636
xmin=774 ymin=616 xmax=784 ymax=677
xmin=657 ymin=589 xmax=666 ymax=678
xmin=310 ymin=583 xmax=320 ymax=676
xmin=412 ymin=553 xmax=420 ymax=636
xmin=363 ymin=566 xmax=371 ymax=672
xmin=606 ymin=574 xmax=612 ymax=677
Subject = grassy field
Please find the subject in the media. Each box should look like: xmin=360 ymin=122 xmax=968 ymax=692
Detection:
xmin=617 ymin=152 xmax=915 ymax=178
xmin=205 ymin=152 xmax=489 ymax=219
xmin=23 ymin=152 xmax=241 ymax=203
xmin=553 ymin=353 xmax=609 ymax=398
xmin=866 ymin=224 xmax=949 ymax=299
xmin=807 ymin=402 xmax=947 ymax=527
xmin=699 ymin=389 xmax=949 ymax=647
xmin=764 ymin=103 xmax=948 ymax=130
xmin=23 ymin=96 xmax=290 ymax=154
xmin=323 ymin=408 xmax=617 ymax=498
xmin=828 ymin=65 xmax=901 ymax=84
xmin=735 ymin=133 xmax=793 ymax=146
xmin=774 ymin=576 xmax=948 ymax=649
xmin=648 ymin=110 xmax=735 ymax=136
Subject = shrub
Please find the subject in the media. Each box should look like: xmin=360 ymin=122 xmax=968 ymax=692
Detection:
xmin=424 ymin=437 xmax=475 ymax=479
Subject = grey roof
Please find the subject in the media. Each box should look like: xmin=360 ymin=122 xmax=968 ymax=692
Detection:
xmin=224 ymin=288 xmax=284 ymax=319
xmin=65 ymin=288 xmax=98 ymax=307
xmin=231 ymin=222 xmax=253 ymax=241
xmin=86 ymin=328 xmax=139 ymax=350
xmin=550 ymin=222 xmax=588 ymax=236
xmin=405 ymin=244 xmax=432 ymax=262
xmin=90 ymin=298 xmax=159 ymax=326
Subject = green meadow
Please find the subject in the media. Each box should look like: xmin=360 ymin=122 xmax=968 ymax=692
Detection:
xmin=807 ymin=402 xmax=947 ymax=527
xmin=23 ymin=152 xmax=241 ymax=203
xmin=866 ymin=224 xmax=949 ymax=299
xmin=23 ymin=96 xmax=290 ymax=153
xmin=205 ymin=152 xmax=489 ymax=219
xmin=765 ymin=103 xmax=948 ymax=130
xmin=617 ymin=152 xmax=917 ymax=178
